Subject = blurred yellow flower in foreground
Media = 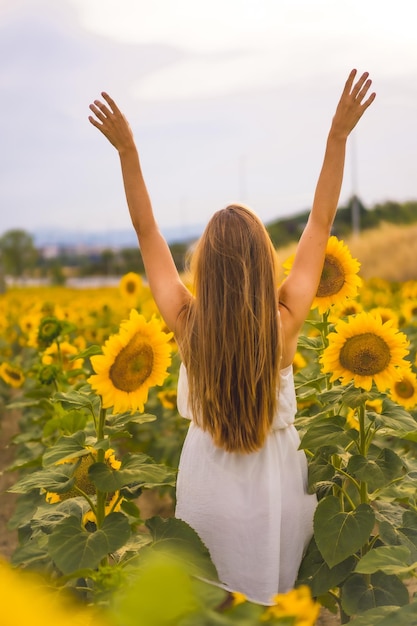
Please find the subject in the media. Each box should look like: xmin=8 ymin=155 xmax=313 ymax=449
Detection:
xmin=0 ymin=559 xmax=102 ymax=626
xmin=263 ymin=585 xmax=321 ymax=625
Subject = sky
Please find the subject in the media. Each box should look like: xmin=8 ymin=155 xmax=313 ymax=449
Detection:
xmin=0 ymin=0 xmax=416 ymax=243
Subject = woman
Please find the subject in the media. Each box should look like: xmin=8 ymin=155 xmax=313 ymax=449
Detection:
xmin=88 ymin=69 xmax=375 ymax=604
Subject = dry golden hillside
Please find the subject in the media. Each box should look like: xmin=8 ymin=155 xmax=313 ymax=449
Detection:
xmin=276 ymin=221 xmax=417 ymax=283
xmin=345 ymin=221 xmax=417 ymax=281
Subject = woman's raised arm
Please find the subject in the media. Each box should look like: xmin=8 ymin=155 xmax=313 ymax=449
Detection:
xmin=279 ymin=69 xmax=376 ymax=361
xmin=88 ymin=93 xmax=191 ymax=333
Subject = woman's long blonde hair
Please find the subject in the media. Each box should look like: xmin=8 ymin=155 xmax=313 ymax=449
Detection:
xmin=180 ymin=204 xmax=282 ymax=453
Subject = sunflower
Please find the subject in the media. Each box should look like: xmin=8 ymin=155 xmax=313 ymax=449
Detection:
xmin=369 ymin=307 xmax=400 ymax=328
xmin=88 ymin=309 xmax=173 ymax=413
xmin=401 ymin=280 xmax=417 ymax=300
xmin=37 ymin=316 xmax=62 ymax=348
xmin=0 ymin=362 xmax=25 ymax=388
xmin=389 ymin=368 xmax=417 ymax=410
xmin=283 ymin=236 xmax=361 ymax=314
xmin=119 ymin=272 xmax=143 ymax=303
xmin=42 ymin=341 xmax=84 ymax=372
xmin=82 ymin=491 xmax=122 ymax=528
xmin=292 ymin=351 xmax=307 ymax=373
xmin=157 ymin=389 xmax=178 ymax=410
xmin=45 ymin=447 xmax=121 ymax=504
xmin=329 ymin=299 xmax=363 ymax=323
xmin=320 ymin=312 xmax=410 ymax=392
xmin=401 ymin=299 xmax=417 ymax=324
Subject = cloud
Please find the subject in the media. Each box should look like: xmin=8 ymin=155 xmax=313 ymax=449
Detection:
xmin=0 ymin=0 xmax=416 ymax=240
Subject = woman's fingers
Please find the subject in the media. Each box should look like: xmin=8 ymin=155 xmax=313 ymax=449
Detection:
xmin=101 ymin=92 xmax=120 ymax=115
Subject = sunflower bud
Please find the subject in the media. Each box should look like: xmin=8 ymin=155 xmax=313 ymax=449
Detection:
xmin=37 ymin=316 xmax=62 ymax=348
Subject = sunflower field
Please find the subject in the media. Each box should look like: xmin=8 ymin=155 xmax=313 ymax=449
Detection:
xmin=1 ymin=237 xmax=417 ymax=626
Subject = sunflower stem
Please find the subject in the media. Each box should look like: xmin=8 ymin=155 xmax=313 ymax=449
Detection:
xmin=55 ymin=338 xmax=63 ymax=369
xmin=96 ymin=407 xmax=107 ymax=530
xmin=97 ymin=406 xmax=106 ymax=443
xmin=358 ymin=402 xmax=369 ymax=505
xmin=73 ymin=485 xmax=97 ymax=516
xmin=321 ymin=311 xmax=330 ymax=348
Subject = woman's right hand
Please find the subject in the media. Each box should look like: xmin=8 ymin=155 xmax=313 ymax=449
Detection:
xmin=330 ymin=69 xmax=376 ymax=140
xmin=88 ymin=92 xmax=136 ymax=153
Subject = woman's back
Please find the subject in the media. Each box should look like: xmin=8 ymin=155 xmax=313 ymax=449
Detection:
xmin=179 ymin=205 xmax=282 ymax=453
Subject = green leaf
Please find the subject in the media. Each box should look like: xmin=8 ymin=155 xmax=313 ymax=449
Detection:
xmin=378 ymin=520 xmax=417 ymax=562
xmin=43 ymin=410 xmax=88 ymax=438
xmin=145 ymin=516 xmax=219 ymax=582
xmin=297 ymin=335 xmax=324 ymax=351
xmin=11 ymin=536 xmax=50 ymax=568
xmin=52 ymin=388 xmax=100 ymax=413
xmin=88 ymin=455 xmax=176 ymax=492
xmin=48 ymin=512 xmax=131 ymax=574
xmin=109 ymin=550 xmax=201 ymax=626
xmin=8 ymin=465 xmax=75 ymax=494
xmin=348 ymin=601 xmax=417 ymax=626
xmin=299 ymin=419 xmax=355 ymax=452
xmin=73 ymin=344 xmax=103 ymax=359
xmin=121 ymin=499 xmax=141 ymax=519
xmin=308 ymin=454 xmax=337 ymax=492
xmin=377 ymin=471 xmax=417 ymax=504
xmin=402 ymin=431 xmax=417 ymax=442
xmin=376 ymin=398 xmax=417 ymax=435
xmin=104 ymin=412 xmax=157 ymax=436
xmin=42 ymin=431 xmax=88 ymax=466
xmin=297 ymin=538 xmax=355 ymax=596
xmin=314 ymin=496 xmax=375 ymax=567
xmin=341 ymin=572 xmax=409 ymax=616
xmin=355 ymin=545 xmax=415 ymax=575
xmin=347 ymin=448 xmax=404 ymax=492
xmin=318 ymin=384 xmax=370 ymax=409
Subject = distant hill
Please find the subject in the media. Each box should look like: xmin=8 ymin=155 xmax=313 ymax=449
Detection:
xmin=265 ymin=198 xmax=417 ymax=247
xmin=27 ymin=199 xmax=417 ymax=251
xmin=32 ymin=223 xmax=206 ymax=249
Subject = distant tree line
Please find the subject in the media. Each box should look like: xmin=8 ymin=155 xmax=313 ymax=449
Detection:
xmin=0 ymin=198 xmax=416 ymax=285
xmin=0 ymin=230 xmax=190 ymax=286
xmin=266 ymin=197 xmax=417 ymax=247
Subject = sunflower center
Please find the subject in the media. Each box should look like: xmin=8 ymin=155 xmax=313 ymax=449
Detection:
xmin=109 ymin=334 xmax=154 ymax=392
xmin=6 ymin=368 xmax=22 ymax=381
xmin=317 ymin=255 xmax=345 ymax=297
xmin=342 ymin=306 xmax=358 ymax=316
xmin=339 ymin=332 xmax=391 ymax=376
xmin=394 ymin=378 xmax=415 ymax=399
xmin=126 ymin=280 xmax=137 ymax=294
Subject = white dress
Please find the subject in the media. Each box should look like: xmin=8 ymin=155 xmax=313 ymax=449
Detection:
xmin=175 ymin=363 xmax=317 ymax=605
